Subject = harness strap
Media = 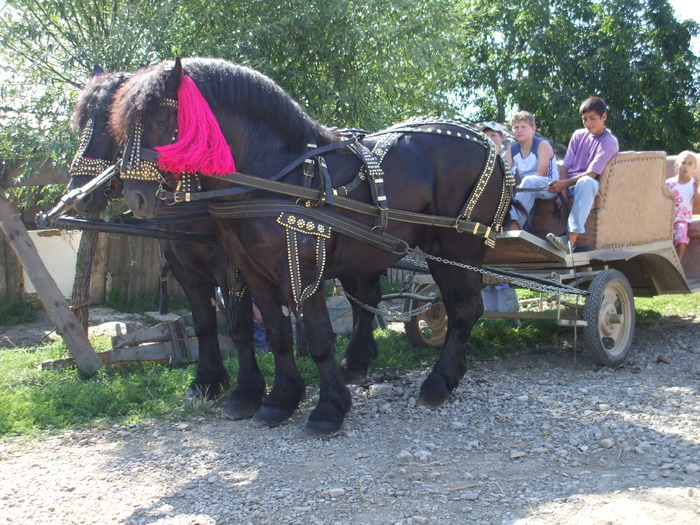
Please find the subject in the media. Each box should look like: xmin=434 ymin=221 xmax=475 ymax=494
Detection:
xmin=210 ymin=200 xmax=409 ymax=255
xmin=491 ymin=155 xmax=515 ymax=239
xmin=281 ymin=216 xmax=329 ymax=310
xmin=368 ymin=118 xmax=513 ymax=246
xmin=302 ymin=143 xmax=316 ymax=190
xmin=347 ymin=141 xmax=390 ymax=232
xmin=200 ymin=175 xmax=498 ymax=244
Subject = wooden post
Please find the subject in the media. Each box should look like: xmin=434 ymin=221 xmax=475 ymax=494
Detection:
xmin=0 ymin=192 xmax=102 ymax=375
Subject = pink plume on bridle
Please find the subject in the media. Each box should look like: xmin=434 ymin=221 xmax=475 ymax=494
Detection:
xmin=155 ymin=75 xmax=235 ymax=177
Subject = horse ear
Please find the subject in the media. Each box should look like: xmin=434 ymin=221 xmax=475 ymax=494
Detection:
xmin=92 ymin=64 xmax=104 ymax=77
xmin=165 ymin=57 xmax=184 ymax=95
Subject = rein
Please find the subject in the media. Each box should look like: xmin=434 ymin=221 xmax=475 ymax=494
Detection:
xmin=206 ymin=171 xmax=498 ymax=242
xmin=149 ymin=137 xmax=357 ymax=202
xmin=150 ymin=135 xmax=502 ymax=245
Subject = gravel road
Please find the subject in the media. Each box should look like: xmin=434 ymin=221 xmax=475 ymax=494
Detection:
xmin=1 ymin=317 xmax=699 ymax=525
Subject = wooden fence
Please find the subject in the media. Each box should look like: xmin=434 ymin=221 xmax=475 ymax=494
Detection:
xmin=1 ymin=157 xmax=190 ymax=308
xmin=0 ymin=228 xmax=188 ymax=307
xmin=0 ymin=231 xmax=24 ymax=305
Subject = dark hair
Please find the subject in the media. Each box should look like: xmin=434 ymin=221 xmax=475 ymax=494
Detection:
xmin=579 ymin=96 xmax=608 ymax=117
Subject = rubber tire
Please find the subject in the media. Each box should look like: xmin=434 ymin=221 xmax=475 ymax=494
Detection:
xmin=583 ymin=270 xmax=636 ymax=366
xmin=404 ymin=284 xmax=447 ymax=348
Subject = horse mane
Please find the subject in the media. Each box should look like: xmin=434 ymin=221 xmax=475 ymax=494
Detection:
xmin=71 ymin=71 xmax=131 ymax=130
xmin=110 ymin=58 xmax=339 ymax=149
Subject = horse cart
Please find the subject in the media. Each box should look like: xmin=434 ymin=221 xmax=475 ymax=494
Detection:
xmin=399 ymin=150 xmax=698 ymax=367
xmin=37 ymin=58 xmax=700 ymax=436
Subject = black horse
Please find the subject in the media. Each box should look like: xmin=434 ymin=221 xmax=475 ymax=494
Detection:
xmin=111 ymin=58 xmax=511 ymax=435
xmin=67 ymin=67 xmax=264 ymax=417
xmin=67 ymin=65 xmax=383 ymax=420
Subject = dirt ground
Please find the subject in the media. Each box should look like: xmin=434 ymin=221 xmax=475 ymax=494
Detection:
xmin=1 ymin=308 xmax=699 ymax=524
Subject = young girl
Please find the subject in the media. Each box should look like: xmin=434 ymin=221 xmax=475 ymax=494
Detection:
xmin=666 ymin=151 xmax=699 ymax=259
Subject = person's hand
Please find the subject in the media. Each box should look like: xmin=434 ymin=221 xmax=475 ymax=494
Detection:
xmin=547 ymin=179 xmax=568 ymax=193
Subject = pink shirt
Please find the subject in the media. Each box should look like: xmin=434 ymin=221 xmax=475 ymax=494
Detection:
xmin=563 ymin=128 xmax=619 ymax=178
xmin=666 ymin=178 xmax=695 ymax=223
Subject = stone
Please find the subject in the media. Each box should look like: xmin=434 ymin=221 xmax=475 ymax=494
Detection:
xmin=599 ymin=439 xmax=614 ymax=449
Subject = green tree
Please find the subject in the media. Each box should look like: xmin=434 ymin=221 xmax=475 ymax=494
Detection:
xmin=1 ymin=0 xmax=462 ymax=185
xmin=457 ymin=0 xmax=700 ymax=152
xmin=0 ymin=0 xmax=181 ymax=168
xmin=170 ymin=0 xmax=461 ymax=128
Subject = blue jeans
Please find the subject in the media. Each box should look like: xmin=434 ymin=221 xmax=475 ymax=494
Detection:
xmin=511 ymin=175 xmax=599 ymax=234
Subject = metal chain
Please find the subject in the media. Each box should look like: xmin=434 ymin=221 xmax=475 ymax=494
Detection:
xmin=330 ymin=245 xmax=587 ymax=319
xmin=342 ymin=290 xmax=437 ymax=318
xmin=407 ymin=248 xmax=587 ymax=297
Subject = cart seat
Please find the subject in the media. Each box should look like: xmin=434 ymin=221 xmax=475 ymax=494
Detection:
xmin=488 ymin=151 xmax=674 ymax=265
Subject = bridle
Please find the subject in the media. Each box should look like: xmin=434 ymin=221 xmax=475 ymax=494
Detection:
xmin=69 ymin=117 xmax=123 ymax=199
xmin=117 ymin=97 xmax=202 ymax=202
xmin=69 ymin=118 xmax=115 ymax=178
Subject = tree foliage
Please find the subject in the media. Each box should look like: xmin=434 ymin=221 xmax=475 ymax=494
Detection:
xmin=0 ymin=0 xmax=698 ymax=194
xmin=457 ymin=0 xmax=700 ymax=152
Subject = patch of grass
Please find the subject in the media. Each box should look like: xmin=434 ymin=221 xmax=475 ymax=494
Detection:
xmin=0 ymin=338 xmax=194 ymax=436
xmin=0 ymin=300 xmax=37 ymax=326
xmin=635 ymin=294 xmax=700 ymax=326
xmin=3 ymin=292 xmax=700 ymax=438
xmin=106 ymin=288 xmax=159 ymax=313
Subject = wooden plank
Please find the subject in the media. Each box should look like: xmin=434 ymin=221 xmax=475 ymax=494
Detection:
xmin=40 ymin=334 xmax=234 ymax=370
xmin=89 ymin=232 xmax=108 ymax=304
xmin=111 ymin=322 xmax=173 ymax=348
xmin=0 ymin=193 xmax=102 ymax=375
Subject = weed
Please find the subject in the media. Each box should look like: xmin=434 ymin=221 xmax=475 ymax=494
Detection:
xmin=0 ymin=300 xmax=37 ymax=326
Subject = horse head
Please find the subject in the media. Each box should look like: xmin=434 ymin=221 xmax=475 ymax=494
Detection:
xmin=67 ymin=65 xmax=130 ymax=214
xmin=111 ymin=57 xmax=339 ymax=218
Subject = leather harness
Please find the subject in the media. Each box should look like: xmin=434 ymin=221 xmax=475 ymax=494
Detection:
xmin=126 ymin=117 xmax=514 ymax=314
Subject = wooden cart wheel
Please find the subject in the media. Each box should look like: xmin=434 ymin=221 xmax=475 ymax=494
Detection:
xmin=404 ymin=284 xmax=447 ymax=348
xmin=583 ymin=270 xmax=636 ymax=366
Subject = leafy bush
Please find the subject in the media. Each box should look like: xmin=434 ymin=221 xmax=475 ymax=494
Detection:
xmin=105 ymin=288 xmax=158 ymax=313
xmin=0 ymin=300 xmax=37 ymax=325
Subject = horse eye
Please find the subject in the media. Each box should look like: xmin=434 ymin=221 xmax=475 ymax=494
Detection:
xmin=155 ymin=119 xmax=167 ymax=129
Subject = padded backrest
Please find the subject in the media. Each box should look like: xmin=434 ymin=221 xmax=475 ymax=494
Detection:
xmin=579 ymin=151 xmax=671 ymax=249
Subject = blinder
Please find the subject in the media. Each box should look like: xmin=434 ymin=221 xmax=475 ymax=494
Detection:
xmin=119 ymin=97 xmax=184 ymax=196
xmin=69 ymin=118 xmax=114 ymax=179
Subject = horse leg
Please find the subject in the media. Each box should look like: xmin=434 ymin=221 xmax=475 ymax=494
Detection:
xmin=165 ymin=251 xmax=230 ymax=401
xmin=222 ymin=286 xmax=267 ymax=420
xmin=249 ymin=285 xmax=306 ymax=428
xmin=301 ymin=289 xmax=353 ymax=435
xmin=338 ymin=274 xmax=381 ymax=384
xmin=418 ymin=262 xmax=484 ymax=407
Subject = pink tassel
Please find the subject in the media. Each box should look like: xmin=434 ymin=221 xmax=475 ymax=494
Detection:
xmin=156 ymin=75 xmax=236 ymax=177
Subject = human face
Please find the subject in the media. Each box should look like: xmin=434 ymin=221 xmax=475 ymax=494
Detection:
xmin=511 ymin=121 xmax=535 ymax=144
xmin=677 ymin=154 xmax=697 ymax=179
xmin=581 ymin=110 xmax=607 ymax=135
xmin=483 ymin=130 xmax=503 ymax=148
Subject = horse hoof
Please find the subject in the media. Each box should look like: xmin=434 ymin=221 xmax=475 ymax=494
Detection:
xmin=305 ymin=419 xmax=342 ymax=437
xmin=339 ymin=358 xmax=370 ymax=385
xmin=417 ymin=389 xmax=450 ymax=408
xmin=252 ymin=406 xmax=293 ymax=428
xmin=222 ymin=401 xmax=258 ymax=421
xmin=339 ymin=367 xmax=369 ymax=385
